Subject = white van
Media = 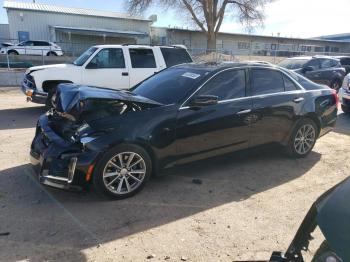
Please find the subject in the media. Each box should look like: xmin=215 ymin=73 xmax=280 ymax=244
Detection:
xmin=21 ymin=44 xmax=193 ymax=104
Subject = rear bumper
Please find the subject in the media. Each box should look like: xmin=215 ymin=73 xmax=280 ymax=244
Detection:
xmin=30 ymin=115 xmax=99 ymax=190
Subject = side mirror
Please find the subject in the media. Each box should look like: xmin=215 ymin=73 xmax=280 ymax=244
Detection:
xmin=189 ymin=95 xmax=218 ymax=107
xmin=86 ymin=62 xmax=98 ymax=69
xmin=303 ymin=66 xmax=314 ymax=73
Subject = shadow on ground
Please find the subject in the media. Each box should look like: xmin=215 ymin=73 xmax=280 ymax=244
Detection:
xmin=0 ymin=106 xmax=45 ymax=130
xmin=0 ymin=145 xmax=321 ymax=261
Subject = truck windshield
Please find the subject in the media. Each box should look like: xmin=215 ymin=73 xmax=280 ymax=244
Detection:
xmin=73 ymin=47 xmax=98 ymax=66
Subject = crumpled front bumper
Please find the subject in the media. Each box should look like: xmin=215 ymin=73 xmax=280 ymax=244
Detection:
xmin=30 ymin=114 xmax=99 ymax=190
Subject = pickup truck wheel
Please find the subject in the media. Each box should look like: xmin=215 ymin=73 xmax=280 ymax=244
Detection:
xmin=286 ymin=118 xmax=318 ymax=158
xmin=7 ymin=50 xmax=18 ymax=55
xmin=311 ymin=241 xmax=342 ymax=262
xmin=341 ymin=105 xmax=350 ymax=114
xmin=93 ymin=144 xmax=152 ymax=199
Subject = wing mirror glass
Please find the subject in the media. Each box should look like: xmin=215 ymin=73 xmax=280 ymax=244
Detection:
xmin=189 ymin=95 xmax=218 ymax=107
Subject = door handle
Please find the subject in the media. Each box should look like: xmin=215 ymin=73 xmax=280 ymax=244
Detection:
xmin=293 ymin=97 xmax=304 ymax=103
xmin=122 ymin=72 xmax=129 ymax=76
xmin=237 ymin=109 xmax=251 ymax=115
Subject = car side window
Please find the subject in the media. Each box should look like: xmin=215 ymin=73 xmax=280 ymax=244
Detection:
xmin=306 ymin=59 xmax=320 ymax=70
xmin=251 ymin=69 xmax=285 ymax=96
xmin=33 ymin=41 xmax=50 ymax=46
xmin=160 ymin=48 xmax=192 ymax=67
xmin=88 ymin=48 xmax=125 ymax=69
xmin=283 ymin=75 xmax=298 ymax=91
xmin=320 ymin=59 xmax=333 ymax=69
xmin=195 ymin=69 xmax=246 ymax=100
xmin=129 ymin=48 xmax=156 ymax=68
xmin=19 ymin=41 xmax=33 ymax=47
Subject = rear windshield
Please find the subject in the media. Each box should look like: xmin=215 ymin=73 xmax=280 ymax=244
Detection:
xmin=160 ymin=48 xmax=193 ymax=67
xmin=132 ymin=67 xmax=208 ymax=104
xmin=278 ymin=59 xmax=309 ymax=70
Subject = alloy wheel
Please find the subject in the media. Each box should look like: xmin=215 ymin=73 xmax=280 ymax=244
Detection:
xmin=102 ymin=152 xmax=146 ymax=195
xmin=294 ymin=124 xmax=316 ymax=155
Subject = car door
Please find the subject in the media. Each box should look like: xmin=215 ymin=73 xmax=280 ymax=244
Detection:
xmin=249 ymin=68 xmax=305 ymax=146
xmin=82 ymin=47 xmax=130 ymax=89
xmin=318 ymin=58 xmax=338 ymax=86
xmin=17 ymin=41 xmax=34 ymax=55
xmin=303 ymin=59 xmax=322 ymax=83
xmin=127 ymin=48 xmax=160 ymax=87
xmin=32 ymin=41 xmax=49 ymax=56
xmin=175 ymin=69 xmax=252 ymax=164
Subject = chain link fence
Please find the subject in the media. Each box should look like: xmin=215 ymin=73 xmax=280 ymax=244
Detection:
xmin=1 ymin=38 xmax=350 ymax=70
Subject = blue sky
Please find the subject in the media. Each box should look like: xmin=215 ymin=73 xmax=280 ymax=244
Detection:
xmin=1 ymin=0 xmax=350 ymax=38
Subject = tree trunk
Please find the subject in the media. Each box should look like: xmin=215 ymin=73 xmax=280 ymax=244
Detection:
xmin=206 ymin=32 xmax=217 ymax=52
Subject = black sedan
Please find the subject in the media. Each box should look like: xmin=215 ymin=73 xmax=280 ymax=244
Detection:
xmin=30 ymin=62 xmax=338 ymax=199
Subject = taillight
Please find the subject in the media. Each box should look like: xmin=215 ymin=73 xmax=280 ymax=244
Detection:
xmin=332 ymin=90 xmax=339 ymax=107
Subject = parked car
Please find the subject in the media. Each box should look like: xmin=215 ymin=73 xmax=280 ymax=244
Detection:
xmin=0 ymin=40 xmax=63 ymax=56
xmin=339 ymin=74 xmax=350 ymax=114
xmin=278 ymin=56 xmax=346 ymax=90
xmin=249 ymin=176 xmax=350 ymax=262
xmin=21 ymin=44 xmax=193 ymax=105
xmin=334 ymin=56 xmax=350 ymax=74
xmin=30 ymin=62 xmax=338 ymax=199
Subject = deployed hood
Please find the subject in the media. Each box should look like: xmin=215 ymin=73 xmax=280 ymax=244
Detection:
xmin=54 ymin=84 xmax=162 ymax=121
xmin=316 ymin=176 xmax=350 ymax=262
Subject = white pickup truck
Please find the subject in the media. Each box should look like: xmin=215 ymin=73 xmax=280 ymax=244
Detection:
xmin=21 ymin=44 xmax=193 ymax=104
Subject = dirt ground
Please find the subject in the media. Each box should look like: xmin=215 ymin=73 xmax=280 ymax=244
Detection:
xmin=0 ymin=88 xmax=349 ymax=262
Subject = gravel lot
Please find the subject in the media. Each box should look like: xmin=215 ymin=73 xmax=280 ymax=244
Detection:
xmin=0 ymin=88 xmax=349 ymax=262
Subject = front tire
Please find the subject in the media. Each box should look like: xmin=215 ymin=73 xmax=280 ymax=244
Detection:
xmin=311 ymin=241 xmax=342 ymax=262
xmin=286 ymin=118 xmax=318 ymax=158
xmin=47 ymin=51 xmax=57 ymax=56
xmin=93 ymin=144 xmax=152 ymax=199
xmin=341 ymin=105 xmax=350 ymax=114
xmin=7 ymin=50 xmax=19 ymax=55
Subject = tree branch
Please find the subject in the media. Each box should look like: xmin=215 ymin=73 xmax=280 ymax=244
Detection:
xmin=181 ymin=0 xmax=207 ymax=32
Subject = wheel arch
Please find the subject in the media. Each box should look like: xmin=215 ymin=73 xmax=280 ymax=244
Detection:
xmin=42 ymin=80 xmax=73 ymax=93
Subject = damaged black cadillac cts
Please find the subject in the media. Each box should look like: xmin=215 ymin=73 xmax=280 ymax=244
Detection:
xmin=30 ymin=62 xmax=338 ymax=199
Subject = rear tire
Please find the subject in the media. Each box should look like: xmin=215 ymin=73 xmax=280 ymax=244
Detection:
xmin=341 ymin=105 xmax=350 ymax=114
xmin=285 ymin=118 xmax=318 ymax=158
xmin=93 ymin=144 xmax=152 ymax=199
xmin=311 ymin=241 xmax=342 ymax=262
xmin=47 ymin=51 xmax=57 ymax=56
xmin=330 ymin=79 xmax=342 ymax=92
xmin=7 ymin=50 xmax=18 ymax=55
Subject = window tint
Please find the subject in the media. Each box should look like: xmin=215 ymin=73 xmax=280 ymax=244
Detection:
xmin=196 ymin=70 xmax=246 ymax=100
xmin=129 ymin=48 xmax=156 ymax=68
xmin=306 ymin=59 xmax=320 ymax=69
xmin=33 ymin=41 xmax=50 ymax=46
xmin=132 ymin=67 xmax=207 ymax=104
xmin=251 ymin=69 xmax=284 ymax=96
xmin=283 ymin=75 xmax=297 ymax=91
xmin=19 ymin=41 xmax=33 ymax=46
xmin=160 ymin=48 xmax=192 ymax=67
xmin=88 ymin=48 xmax=125 ymax=69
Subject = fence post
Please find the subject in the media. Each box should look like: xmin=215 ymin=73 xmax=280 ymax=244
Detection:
xmin=6 ymin=49 xmax=10 ymax=70
xmin=42 ymin=49 xmax=44 ymax=65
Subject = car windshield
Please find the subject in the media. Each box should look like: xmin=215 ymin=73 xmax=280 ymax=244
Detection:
xmin=278 ymin=59 xmax=309 ymax=69
xmin=73 ymin=47 xmax=98 ymax=66
xmin=132 ymin=67 xmax=208 ymax=105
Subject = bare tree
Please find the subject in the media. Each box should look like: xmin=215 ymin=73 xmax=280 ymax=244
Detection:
xmin=126 ymin=0 xmax=271 ymax=50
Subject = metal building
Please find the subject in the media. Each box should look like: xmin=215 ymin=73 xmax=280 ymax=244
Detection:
xmin=3 ymin=0 xmax=155 ymax=54
xmin=151 ymin=27 xmax=350 ymax=55
xmin=0 ymin=24 xmax=10 ymax=41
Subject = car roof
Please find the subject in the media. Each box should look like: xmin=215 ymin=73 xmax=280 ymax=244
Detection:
xmin=173 ymin=61 xmax=279 ymax=74
xmin=92 ymin=44 xmax=185 ymax=49
xmin=287 ymin=56 xmax=339 ymax=61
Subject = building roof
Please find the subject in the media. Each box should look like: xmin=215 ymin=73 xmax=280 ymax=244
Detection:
xmin=52 ymin=25 xmax=148 ymax=37
xmin=3 ymin=0 xmax=151 ymax=22
xmin=316 ymin=33 xmax=350 ymax=42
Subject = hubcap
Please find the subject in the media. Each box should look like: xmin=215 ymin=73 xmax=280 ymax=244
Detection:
xmin=294 ymin=124 xmax=316 ymax=155
xmin=102 ymin=152 xmax=146 ymax=195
